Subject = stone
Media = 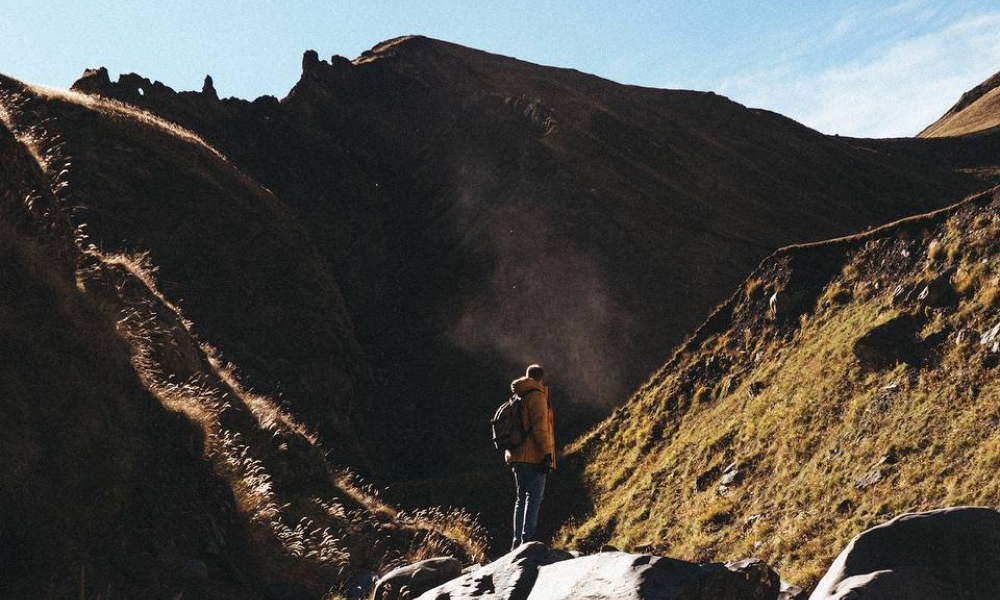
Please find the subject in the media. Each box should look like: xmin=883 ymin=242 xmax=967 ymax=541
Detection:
xmin=696 ymin=466 xmax=722 ymax=491
xmin=889 ymin=284 xmax=908 ymax=307
xmin=718 ymin=558 xmax=782 ymax=599
xmin=980 ymin=323 xmax=1000 ymax=352
xmin=202 ymin=75 xmax=218 ymax=100
xmin=778 ymin=581 xmax=807 ymax=599
xmin=376 ymin=556 xmax=464 ymax=600
xmin=343 ymin=570 xmax=377 ymax=599
xmin=810 ymin=507 xmax=1000 ymax=600
xmin=854 ymin=469 xmax=884 ymax=489
xmin=71 ymin=66 xmax=112 ymax=94
xmin=853 ymin=313 xmax=924 ymax=370
xmin=177 ymin=558 xmax=208 ymax=583
xmin=302 ymin=49 xmax=321 ymax=71
xmin=769 ymin=292 xmax=790 ymax=319
xmin=525 ymin=552 xmax=780 ymax=600
xmin=720 ymin=469 xmax=744 ymax=487
xmin=416 ymin=543 xmax=571 ymax=600
xmin=916 ymin=271 xmax=956 ymax=308
xmin=265 ymin=582 xmax=320 ymax=600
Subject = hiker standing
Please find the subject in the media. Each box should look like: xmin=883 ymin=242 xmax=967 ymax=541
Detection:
xmin=505 ymin=364 xmax=556 ymax=549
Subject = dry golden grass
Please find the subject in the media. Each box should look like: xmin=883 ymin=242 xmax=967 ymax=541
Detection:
xmin=94 ymin=249 xmax=488 ymax=589
xmin=922 ymin=81 xmax=1000 ymax=138
xmin=31 ymin=83 xmax=223 ymax=160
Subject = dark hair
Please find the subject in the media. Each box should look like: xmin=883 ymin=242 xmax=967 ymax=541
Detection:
xmin=526 ymin=364 xmax=544 ymax=381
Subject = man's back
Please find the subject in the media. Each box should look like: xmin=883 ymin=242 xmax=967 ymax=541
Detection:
xmin=505 ymin=376 xmax=556 ymax=469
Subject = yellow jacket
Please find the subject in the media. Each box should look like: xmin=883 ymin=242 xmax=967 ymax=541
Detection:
xmin=504 ymin=377 xmax=556 ymax=469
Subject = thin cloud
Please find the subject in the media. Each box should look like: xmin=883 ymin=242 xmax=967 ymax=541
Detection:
xmin=718 ymin=11 xmax=1000 ymax=137
xmin=886 ymin=0 xmax=927 ymax=16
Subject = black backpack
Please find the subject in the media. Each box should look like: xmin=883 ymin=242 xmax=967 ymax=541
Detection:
xmin=492 ymin=393 xmax=528 ymax=451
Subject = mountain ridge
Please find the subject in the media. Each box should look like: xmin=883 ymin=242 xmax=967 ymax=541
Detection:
xmin=5 ymin=34 xmax=1000 ymax=595
xmin=63 ymin=35 xmax=997 ymax=475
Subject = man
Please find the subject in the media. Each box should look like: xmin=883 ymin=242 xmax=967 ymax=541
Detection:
xmin=505 ymin=364 xmax=556 ymax=549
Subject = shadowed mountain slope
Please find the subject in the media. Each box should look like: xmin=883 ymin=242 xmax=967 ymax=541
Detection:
xmin=921 ymin=70 xmax=1000 ymax=138
xmin=0 ymin=74 xmax=375 ymax=467
xmin=0 ymin=82 xmax=483 ymax=599
xmin=557 ymin=185 xmax=1000 ymax=589
xmin=68 ymin=35 xmax=994 ymax=475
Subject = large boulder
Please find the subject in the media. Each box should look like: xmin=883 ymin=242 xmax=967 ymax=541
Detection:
xmin=527 ymin=553 xmax=778 ymax=600
xmin=810 ymin=507 xmax=1000 ymax=600
xmin=418 ymin=544 xmax=779 ymax=600
xmin=416 ymin=542 xmax=573 ymax=600
xmin=375 ymin=557 xmax=464 ymax=600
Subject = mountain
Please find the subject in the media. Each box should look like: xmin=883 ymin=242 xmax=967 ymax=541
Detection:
xmin=5 ymin=35 xmax=1000 ymax=595
xmin=554 ymin=182 xmax=1000 ymax=587
xmin=66 ymin=35 xmax=994 ymax=475
xmin=921 ymin=70 xmax=1000 ymax=137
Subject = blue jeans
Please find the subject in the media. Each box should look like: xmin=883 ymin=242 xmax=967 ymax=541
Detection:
xmin=511 ymin=463 xmax=547 ymax=549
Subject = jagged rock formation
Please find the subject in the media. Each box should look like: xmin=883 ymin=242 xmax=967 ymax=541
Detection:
xmin=64 ymin=35 xmax=996 ymax=474
xmin=921 ymin=70 xmax=1000 ymax=137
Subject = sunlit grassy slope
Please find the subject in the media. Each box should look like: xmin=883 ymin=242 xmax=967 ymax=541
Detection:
xmin=922 ymin=70 xmax=1000 ymax=138
xmin=557 ymin=186 xmax=1000 ymax=588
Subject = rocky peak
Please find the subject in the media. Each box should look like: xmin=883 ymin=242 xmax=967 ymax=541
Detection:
xmin=71 ymin=66 xmax=111 ymax=94
xmin=302 ymin=48 xmax=321 ymax=71
xmin=202 ymin=74 xmax=218 ymax=100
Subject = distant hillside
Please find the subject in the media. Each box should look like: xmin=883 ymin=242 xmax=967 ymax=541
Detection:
xmin=921 ymin=70 xmax=1000 ymax=137
xmin=68 ymin=35 xmax=993 ymax=475
xmin=557 ymin=184 xmax=1000 ymax=588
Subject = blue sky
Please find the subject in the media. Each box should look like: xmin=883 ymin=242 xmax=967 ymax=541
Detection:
xmin=4 ymin=0 xmax=1000 ymax=137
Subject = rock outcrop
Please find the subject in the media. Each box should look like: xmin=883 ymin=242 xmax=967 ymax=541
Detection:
xmin=415 ymin=543 xmax=780 ymax=600
xmin=852 ymin=313 xmax=925 ymax=370
xmin=416 ymin=542 xmax=573 ymax=600
xmin=810 ymin=507 xmax=1000 ymax=600
xmin=375 ymin=557 xmax=464 ymax=600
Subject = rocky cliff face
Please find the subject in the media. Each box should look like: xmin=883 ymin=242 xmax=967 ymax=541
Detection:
xmin=65 ymin=35 xmax=995 ymax=475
